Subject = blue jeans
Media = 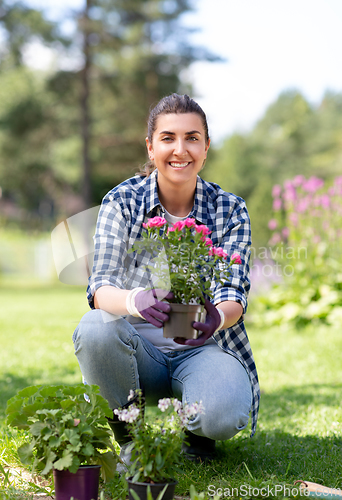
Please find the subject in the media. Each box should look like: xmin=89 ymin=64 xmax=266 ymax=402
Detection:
xmin=73 ymin=309 xmax=252 ymax=441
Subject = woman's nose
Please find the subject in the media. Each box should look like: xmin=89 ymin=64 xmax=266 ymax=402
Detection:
xmin=174 ymin=139 xmax=187 ymax=156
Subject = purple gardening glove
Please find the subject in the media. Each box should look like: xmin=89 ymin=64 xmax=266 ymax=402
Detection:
xmin=174 ymin=299 xmax=222 ymax=347
xmin=135 ymin=289 xmax=174 ymax=328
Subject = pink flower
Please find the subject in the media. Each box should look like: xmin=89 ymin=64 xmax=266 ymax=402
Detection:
xmin=296 ymin=197 xmax=310 ymax=213
xmin=204 ymin=238 xmax=213 ymax=247
xmin=289 ymin=213 xmax=298 ymax=226
xmin=320 ymin=194 xmax=330 ymax=209
xmin=269 ymin=233 xmax=281 ymax=246
xmin=195 ymin=224 xmax=211 ymax=236
xmin=184 ymin=218 xmax=196 ymax=228
xmin=172 ymin=220 xmax=186 ymax=231
xmin=209 ymin=246 xmax=228 ymax=259
xmin=272 ymin=184 xmax=282 ymax=198
xmin=268 ymin=219 xmax=278 ymax=230
xmin=230 ymin=253 xmax=242 ymax=265
xmin=144 ymin=216 xmax=167 ymax=229
xmin=273 ymin=198 xmax=282 ymax=211
xmin=282 ymin=227 xmax=289 ymax=238
xmin=302 ymin=176 xmax=324 ymax=193
xmin=284 ymin=180 xmax=293 ymax=190
xmin=293 ymin=175 xmax=305 ymax=187
xmin=283 ymin=187 xmax=296 ymax=202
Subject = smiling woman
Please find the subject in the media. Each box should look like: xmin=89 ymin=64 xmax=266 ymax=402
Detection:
xmin=146 ymin=112 xmax=210 ymax=216
xmin=72 ymin=93 xmax=260 ymax=469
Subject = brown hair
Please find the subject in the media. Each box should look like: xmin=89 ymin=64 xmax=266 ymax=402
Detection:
xmin=141 ymin=93 xmax=210 ymax=176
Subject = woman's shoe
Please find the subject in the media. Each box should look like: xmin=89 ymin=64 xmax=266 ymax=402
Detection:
xmin=182 ymin=430 xmax=216 ymax=462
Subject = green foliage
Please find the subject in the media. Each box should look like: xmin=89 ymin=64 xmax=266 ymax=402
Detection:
xmin=131 ymin=217 xmax=234 ymax=304
xmin=251 ymin=176 xmax=342 ymax=328
xmin=5 ymin=384 xmax=117 ymax=481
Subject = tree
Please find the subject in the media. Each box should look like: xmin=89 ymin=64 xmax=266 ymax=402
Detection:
xmin=52 ymin=0 xmax=221 ymax=208
xmin=204 ymin=90 xmax=342 ymax=250
xmin=0 ymin=0 xmax=63 ymax=65
xmin=0 ymin=0 xmax=221 ymax=225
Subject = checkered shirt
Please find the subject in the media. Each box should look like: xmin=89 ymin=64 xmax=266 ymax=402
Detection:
xmin=87 ymin=169 xmax=260 ymax=437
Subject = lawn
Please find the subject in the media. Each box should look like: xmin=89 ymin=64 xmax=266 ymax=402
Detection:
xmin=1 ymin=283 xmax=342 ymax=499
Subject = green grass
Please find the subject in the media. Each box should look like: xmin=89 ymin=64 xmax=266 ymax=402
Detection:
xmin=1 ymin=283 xmax=342 ymax=499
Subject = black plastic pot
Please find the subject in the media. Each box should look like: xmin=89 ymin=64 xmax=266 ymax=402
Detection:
xmin=53 ymin=465 xmax=101 ymax=500
xmin=126 ymin=477 xmax=178 ymax=500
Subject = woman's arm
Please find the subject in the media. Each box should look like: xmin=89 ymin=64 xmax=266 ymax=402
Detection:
xmin=216 ymin=300 xmax=243 ymax=329
xmin=94 ymin=286 xmax=130 ymax=315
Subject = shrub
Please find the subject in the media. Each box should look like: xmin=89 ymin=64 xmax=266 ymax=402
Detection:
xmin=251 ymin=175 xmax=342 ymax=327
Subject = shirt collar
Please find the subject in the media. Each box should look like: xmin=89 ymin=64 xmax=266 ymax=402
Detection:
xmin=145 ymin=170 xmax=162 ymax=215
xmin=144 ymin=170 xmax=216 ymax=225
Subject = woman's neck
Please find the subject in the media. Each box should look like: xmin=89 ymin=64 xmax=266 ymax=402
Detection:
xmin=156 ymin=173 xmax=196 ymax=217
xmin=158 ymin=186 xmax=194 ymax=217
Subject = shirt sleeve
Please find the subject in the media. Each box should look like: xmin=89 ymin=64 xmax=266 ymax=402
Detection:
xmin=213 ymin=197 xmax=251 ymax=314
xmin=86 ymin=197 xmax=129 ymax=309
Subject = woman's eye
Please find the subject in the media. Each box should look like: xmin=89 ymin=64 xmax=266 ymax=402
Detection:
xmin=188 ymin=136 xmax=198 ymax=141
xmin=162 ymin=137 xmax=173 ymax=141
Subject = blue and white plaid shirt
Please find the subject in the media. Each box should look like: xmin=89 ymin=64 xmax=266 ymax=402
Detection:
xmin=87 ymin=169 xmax=260 ymax=436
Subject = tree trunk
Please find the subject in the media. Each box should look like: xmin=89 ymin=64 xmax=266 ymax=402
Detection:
xmin=80 ymin=0 xmax=92 ymax=209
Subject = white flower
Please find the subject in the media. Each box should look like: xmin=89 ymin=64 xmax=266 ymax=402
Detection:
xmin=128 ymin=389 xmax=135 ymax=401
xmin=126 ymin=407 xmax=140 ymax=423
xmin=172 ymin=399 xmax=182 ymax=412
xmin=158 ymin=398 xmax=171 ymax=412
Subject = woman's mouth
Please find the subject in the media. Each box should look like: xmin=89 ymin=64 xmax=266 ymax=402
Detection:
xmin=169 ymin=162 xmax=191 ymax=169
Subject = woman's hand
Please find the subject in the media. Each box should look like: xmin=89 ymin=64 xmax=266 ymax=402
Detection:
xmin=173 ymin=299 xmax=223 ymax=347
xmin=134 ymin=289 xmax=174 ymax=327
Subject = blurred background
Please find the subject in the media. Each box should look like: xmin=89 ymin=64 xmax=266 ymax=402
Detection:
xmin=0 ymin=0 xmax=341 ymax=328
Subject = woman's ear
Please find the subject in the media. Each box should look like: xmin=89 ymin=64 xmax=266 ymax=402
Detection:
xmin=146 ymin=137 xmax=154 ymax=161
xmin=204 ymin=138 xmax=211 ymax=158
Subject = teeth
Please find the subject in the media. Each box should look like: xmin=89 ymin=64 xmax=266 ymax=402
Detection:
xmin=170 ymin=162 xmax=189 ymax=167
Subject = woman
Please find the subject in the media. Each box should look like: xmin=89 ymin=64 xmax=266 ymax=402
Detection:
xmin=73 ymin=94 xmax=260 ymax=464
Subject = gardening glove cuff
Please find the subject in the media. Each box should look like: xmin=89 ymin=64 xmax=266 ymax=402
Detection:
xmin=215 ymin=308 xmax=225 ymax=332
xmin=126 ymin=287 xmax=145 ymax=318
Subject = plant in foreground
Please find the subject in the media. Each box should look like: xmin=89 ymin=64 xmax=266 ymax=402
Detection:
xmin=131 ymin=216 xmax=241 ymax=305
xmin=114 ymin=390 xmax=204 ymax=484
xmin=5 ymin=384 xmax=117 ymax=482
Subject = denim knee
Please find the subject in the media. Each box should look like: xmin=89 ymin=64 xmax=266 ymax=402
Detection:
xmin=73 ymin=309 xmax=133 ymax=357
xmin=190 ymin=405 xmax=250 ymax=441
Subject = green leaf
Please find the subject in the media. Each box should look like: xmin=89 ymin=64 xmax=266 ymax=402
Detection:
xmin=81 ymin=442 xmax=94 ymax=456
xmin=53 ymin=450 xmax=73 ymax=471
xmin=29 ymin=421 xmax=47 ymax=436
xmin=48 ymin=436 xmax=62 ymax=448
xmin=96 ymin=451 xmax=118 ymax=482
xmin=129 ymin=489 xmax=141 ymax=500
xmin=17 ymin=442 xmax=35 ymax=464
xmin=40 ymin=449 xmax=57 ymax=476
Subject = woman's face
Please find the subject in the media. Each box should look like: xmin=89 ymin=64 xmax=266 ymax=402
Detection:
xmin=146 ymin=112 xmax=210 ymax=189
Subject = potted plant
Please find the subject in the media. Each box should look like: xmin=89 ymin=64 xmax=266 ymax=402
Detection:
xmin=131 ymin=216 xmax=241 ymax=339
xmin=6 ymin=383 xmax=118 ymax=500
xmin=114 ymin=390 xmax=204 ymax=500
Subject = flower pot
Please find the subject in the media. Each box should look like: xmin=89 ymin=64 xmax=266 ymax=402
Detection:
xmin=53 ymin=465 xmax=101 ymax=500
xmin=126 ymin=477 xmax=178 ymax=500
xmin=163 ymin=303 xmax=204 ymax=339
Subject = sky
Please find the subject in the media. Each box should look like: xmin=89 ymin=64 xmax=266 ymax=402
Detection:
xmin=23 ymin=0 xmax=342 ymax=144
